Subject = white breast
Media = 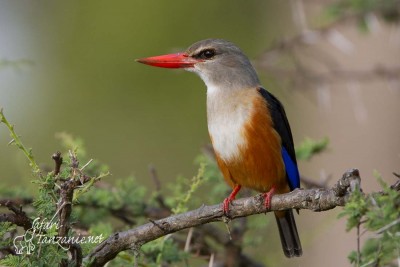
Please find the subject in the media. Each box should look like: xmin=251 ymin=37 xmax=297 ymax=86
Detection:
xmin=206 ymin=85 xmax=253 ymax=162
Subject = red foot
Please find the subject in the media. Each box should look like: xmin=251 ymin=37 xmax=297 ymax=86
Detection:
xmin=222 ymin=185 xmax=241 ymax=215
xmin=222 ymin=198 xmax=231 ymax=214
xmin=263 ymin=186 xmax=276 ymax=210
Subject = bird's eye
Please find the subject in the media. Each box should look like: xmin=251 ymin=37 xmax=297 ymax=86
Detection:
xmin=197 ymin=49 xmax=216 ymax=59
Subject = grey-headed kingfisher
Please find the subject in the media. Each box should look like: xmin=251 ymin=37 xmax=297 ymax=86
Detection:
xmin=137 ymin=39 xmax=302 ymax=257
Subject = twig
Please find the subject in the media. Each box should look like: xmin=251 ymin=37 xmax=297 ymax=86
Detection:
xmin=69 ymin=243 xmax=83 ymax=267
xmin=149 ymin=164 xmax=161 ymax=192
xmin=259 ymin=65 xmax=400 ymax=85
xmin=257 ymin=3 xmax=400 ymax=86
xmin=357 ymin=222 xmax=361 ymax=266
xmin=0 ymin=200 xmax=32 ymax=230
xmin=375 ymin=218 xmax=400 ymax=235
xmin=0 ymin=198 xmax=32 ymax=206
xmin=0 ymin=109 xmax=41 ymax=176
xmin=52 ymin=151 xmax=63 ymax=175
xmin=69 ymin=150 xmax=79 ymax=169
xmin=80 ymin=159 xmax=93 ymax=171
xmin=148 ymin=164 xmax=169 ymax=210
xmin=259 ymin=9 xmax=384 ymax=58
xmin=208 ymin=253 xmax=214 ymax=267
xmin=184 ymin=228 xmax=194 ymax=252
xmin=57 ymin=151 xmax=89 ymax=267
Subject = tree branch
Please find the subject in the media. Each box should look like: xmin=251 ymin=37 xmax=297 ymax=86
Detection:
xmin=57 ymin=151 xmax=88 ymax=267
xmin=52 ymin=151 xmax=63 ymax=175
xmin=85 ymin=169 xmax=361 ymax=266
xmin=0 ymin=200 xmax=32 ymax=231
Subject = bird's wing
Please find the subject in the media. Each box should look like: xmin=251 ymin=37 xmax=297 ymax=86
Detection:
xmin=257 ymin=87 xmax=300 ymax=190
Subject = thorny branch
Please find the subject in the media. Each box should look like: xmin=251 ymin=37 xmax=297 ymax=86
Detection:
xmin=85 ymin=169 xmax=369 ymax=266
xmin=0 ymin=200 xmax=32 ymax=231
xmin=57 ymin=151 xmax=91 ymax=267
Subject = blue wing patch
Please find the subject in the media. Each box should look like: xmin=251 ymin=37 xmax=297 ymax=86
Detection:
xmin=282 ymin=147 xmax=300 ymax=190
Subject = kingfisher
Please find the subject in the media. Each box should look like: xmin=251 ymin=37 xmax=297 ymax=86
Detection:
xmin=137 ymin=39 xmax=302 ymax=257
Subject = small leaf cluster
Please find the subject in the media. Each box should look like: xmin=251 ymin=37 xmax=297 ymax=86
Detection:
xmin=0 ymin=111 xmax=108 ymax=266
xmin=295 ymin=137 xmax=329 ymax=161
xmin=142 ymin=237 xmax=188 ymax=266
xmin=339 ymin=173 xmax=400 ymax=266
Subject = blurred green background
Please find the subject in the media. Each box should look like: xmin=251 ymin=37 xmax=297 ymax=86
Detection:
xmin=1 ymin=1 xmax=399 ymax=266
xmin=0 ymin=1 xmax=293 ymax=187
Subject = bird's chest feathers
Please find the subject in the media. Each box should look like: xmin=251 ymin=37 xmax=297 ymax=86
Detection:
xmin=206 ymin=86 xmax=285 ymax=192
xmin=207 ymin=87 xmax=255 ymax=161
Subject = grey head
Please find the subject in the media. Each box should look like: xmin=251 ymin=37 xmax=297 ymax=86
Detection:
xmin=185 ymin=39 xmax=261 ymax=90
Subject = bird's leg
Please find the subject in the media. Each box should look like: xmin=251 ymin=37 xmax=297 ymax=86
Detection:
xmin=263 ymin=186 xmax=276 ymax=210
xmin=223 ymin=185 xmax=241 ymax=215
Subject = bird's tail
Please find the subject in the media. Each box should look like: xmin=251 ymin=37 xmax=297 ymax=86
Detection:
xmin=274 ymin=210 xmax=302 ymax=257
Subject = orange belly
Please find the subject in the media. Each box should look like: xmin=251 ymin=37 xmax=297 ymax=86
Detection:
xmin=212 ymin=93 xmax=289 ymax=194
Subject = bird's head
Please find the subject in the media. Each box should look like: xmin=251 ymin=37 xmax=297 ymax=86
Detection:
xmin=137 ymin=39 xmax=260 ymax=90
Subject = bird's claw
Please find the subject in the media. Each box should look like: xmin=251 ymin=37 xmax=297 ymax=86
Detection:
xmin=263 ymin=186 xmax=276 ymax=210
xmin=222 ymin=197 xmax=232 ymax=215
xmin=222 ymin=185 xmax=241 ymax=215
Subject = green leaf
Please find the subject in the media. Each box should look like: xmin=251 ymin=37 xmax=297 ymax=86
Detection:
xmin=296 ymin=137 xmax=329 ymax=161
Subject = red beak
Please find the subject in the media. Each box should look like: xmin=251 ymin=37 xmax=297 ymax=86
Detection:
xmin=136 ymin=53 xmax=202 ymax=69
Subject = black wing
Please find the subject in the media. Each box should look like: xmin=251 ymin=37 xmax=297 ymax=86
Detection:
xmin=257 ymin=87 xmax=300 ymax=190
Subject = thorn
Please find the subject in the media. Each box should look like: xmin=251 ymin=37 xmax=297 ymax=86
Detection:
xmin=184 ymin=227 xmax=194 ymax=252
xmin=80 ymin=159 xmax=93 ymax=171
xmin=7 ymin=139 xmax=15 ymax=145
xmin=148 ymin=164 xmax=161 ymax=191
xmin=222 ymin=216 xmax=232 ymax=240
xmin=208 ymin=253 xmax=215 ymax=267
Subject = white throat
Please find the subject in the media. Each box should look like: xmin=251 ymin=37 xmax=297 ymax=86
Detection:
xmin=205 ymin=84 xmax=253 ymax=162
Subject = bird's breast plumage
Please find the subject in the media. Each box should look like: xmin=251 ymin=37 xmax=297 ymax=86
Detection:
xmin=207 ymin=85 xmax=252 ymax=162
xmin=207 ymin=87 xmax=288 ymax=193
